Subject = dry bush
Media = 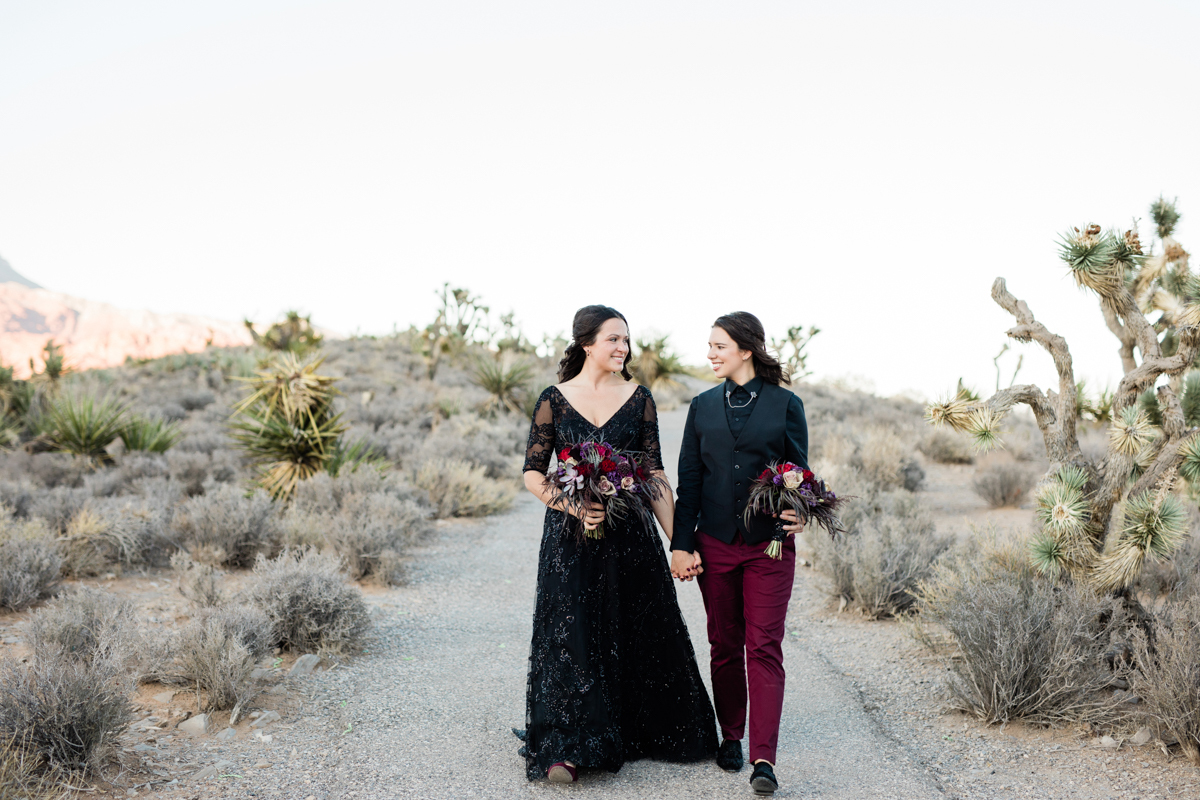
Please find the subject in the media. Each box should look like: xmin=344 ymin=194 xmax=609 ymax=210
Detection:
xmin=167 ymin=606 xmax=274 ymax=712
xmin=859 ymin=427 xmax=907 ymax=488
xmin=26 ymin=486 xmax=90 ymax=533
xmin=1126 ymin=594 xmax=1200 ymax=764
xmin=814 ymin=426 xmax=924 ymax=492
xmin=171 ymin=483 xmax=278 ymax=566
xmin=0 ymin=653 xmax=133 ymax=773
xmin=803 ymin=477 xmax=950 ymax=618
xmin=0 ymin=733 xmax=60 ymax=800
xmin=414 ymin=414 xmax=525 ymax=479
xmin=57 ymin=507 xmax=145 ymax=578
xmin=28 ymin=588 xmax=140 ymax=674
xmin=247 ymin=548 xmax=370 ymax=655
xmin=0 ymin=483 xmax=34 ymax=518
xmin=170 ymin=552 xmax=225 ymax=607
xmin=0 ymin=518 xmax=61 ymax=612
xmin=971 ymin=460 xmax=1035 ymax=508
xmin=918 ymin=429 xmax=975 ymax=464
xmin=915 ymin=538 xmax=1128 ymax=726
xmin=413 ymin=458 xmax=516 ymax=518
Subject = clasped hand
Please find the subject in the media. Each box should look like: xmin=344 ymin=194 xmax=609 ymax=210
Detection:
xmin=775 ymin=508 xmax=804 ymax=534
xmin=571 ymin=500 xmax=606 ymax=531
xmin=670 ymin=550 xmax=703 ymax=582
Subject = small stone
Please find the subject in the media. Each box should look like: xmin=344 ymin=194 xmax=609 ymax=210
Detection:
xmin=152 ymin=691 xmax=175 ymax=704
xmin=215 ymin=727 xmax=238 ymax=742
xmin=1131 ymin=727 xmax=1153 ymax=746
xmin=132 ymin=744 xmax=158 ymax=752
xmin=255 ymin=760 xmax=271 ymax=769
xmin=250 ymin=710 xmax=281 ymax=728
xmin=268 ymin=684 xmax=287 ymax=695
xmin=254 ymin=730 xmax=273 ymax=744
xmin=290 ymin=748 xmax=299 ymax=761
xmin=190 ymin=765 xmax=218 ymax=781
xmin=1099 ymin=735 xmax=1119 ymax=749
xmin=251 ymin=668 xmax=275 ymax=681
xmin=289 ymin=654 xmax=321 ymax=677
xmin=249 ymin=711 xmax=261 ymax=718
xmin=178 ymin=714 xmax=211 ymax=735
xmin=214 ymin=759 xmax=235 ymax=771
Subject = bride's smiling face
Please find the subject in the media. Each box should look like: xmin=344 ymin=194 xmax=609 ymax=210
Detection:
xmin=589 ymin=318 xmax=630 ymax=373
xmin=707 ymin=326 xmax=751 ymax=380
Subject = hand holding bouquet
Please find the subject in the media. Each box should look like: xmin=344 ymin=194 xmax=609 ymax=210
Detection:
xmin=549 ymin=440 xmax=668 ymax=540
xmin=743 ymin=462 xmax=849 ymax=560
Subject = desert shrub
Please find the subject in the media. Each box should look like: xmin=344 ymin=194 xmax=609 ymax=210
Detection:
xmin=157 ymin=402 xmax=186 ymax=422
xmin=471 ymin=357 xmax=533 ymax=415
xmin=167 ymin=606 xmax=274 ymax=712
xmin=0 ymin=483 xmax=33 ymax=518
xmin=27 ymin=588 xmax=139 ymax=673
xmin=804 ymin=486 xmax=951 ymax=617
xmin=412 ymin=413 xmax=525 ymax=479
xmin=173 ymin=430 xmax=228 ymax=454
xmin=247 ymin=548 xmax=370 ymax=655
xmin=815 ymin=426 xmax=923 ymax=492
xmin=57 ymin=508 xmax=144 ymax=578
xmin=26 ymin=486 xmax=90 ymax=532
xmin=413 ymin=458 xmax=516 ymax=518
xmin=171 ymin=552 xmax=225 ymax=607
xmin=915 ymin=539 xmax=1128 ymax=726
xmin=0 ymin=518 xmax=61 ymax=611
xmin=177 ymin=391 xmax=215 ymax=411
xmin=972 ymin=460 xmax=1035 ymax=508
xmin=918 ymin=429 xmax=975 ymax=464
xmin=1125 ymin=594 xmax=1200 ymax=764
xmin=119 ymin=414 xmax=181 ymax=453
xmin=1135 ymin=525 xmax=1200 ymax=601
xmin=859 ymin=427 xmax=907 ymax=488
xmin=1 ymin=453 xmax=86 ymax=489
xmin=0 ymin=653 xmax=133 ymax=773
xmin=166 ymin=450 xmax=213 ymax=496
xmin=171 ymin=484 xmax=278 ymax=566
xmin=0 ymin=733 xmax=60 ymax=800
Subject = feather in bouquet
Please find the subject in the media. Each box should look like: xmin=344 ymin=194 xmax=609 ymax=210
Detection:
xmin=743 ymin=462 xmax=850 ymax=560
xmin=549 ymin=440 xmax=669 ymax=540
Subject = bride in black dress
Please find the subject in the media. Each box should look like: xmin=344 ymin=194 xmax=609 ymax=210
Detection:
xmin=519 ymin=304 xmax=718 ymax=782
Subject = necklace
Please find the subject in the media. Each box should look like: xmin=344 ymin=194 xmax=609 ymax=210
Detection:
xmin=726 ymin=390 xmax=757 ymax=409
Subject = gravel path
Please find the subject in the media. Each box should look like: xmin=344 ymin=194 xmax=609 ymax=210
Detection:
xmin=151 ymin=407 xmax=941 ymax=799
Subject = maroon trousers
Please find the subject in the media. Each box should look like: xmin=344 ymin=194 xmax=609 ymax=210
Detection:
xmin=695 ymin=530 xmax=795 ymax=765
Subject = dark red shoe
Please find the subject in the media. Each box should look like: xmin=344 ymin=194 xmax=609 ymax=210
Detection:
xmin=548 ymin=762 xmax=578 ymax=783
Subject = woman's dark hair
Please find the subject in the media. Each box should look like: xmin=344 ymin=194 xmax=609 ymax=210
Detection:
xmin=712 ymin=311 xmax=790 ymax=386
xmin=558 ymin=305 xmax=633 ymax=383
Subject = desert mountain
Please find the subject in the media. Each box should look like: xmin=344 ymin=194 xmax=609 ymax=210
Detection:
xmin=0 ymin=260 xmax=252 ymax=378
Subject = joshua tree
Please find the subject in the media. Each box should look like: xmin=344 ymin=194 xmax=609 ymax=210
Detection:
xmin=633 ymin=336 xmax=690 ymax=393
xmin=417 ymin=284 xmax=490 ymax=379
xmin=770 ymin=325 xmax=820 ymax=381
xmin=244 ymin=311 xmax=323 ymax=355
xmin=927 ymin=198 xmax=1196 ymax=593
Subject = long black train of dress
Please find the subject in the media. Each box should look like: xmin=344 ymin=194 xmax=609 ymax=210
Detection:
xmin=522 ymin=384 xmax=718 ymax=780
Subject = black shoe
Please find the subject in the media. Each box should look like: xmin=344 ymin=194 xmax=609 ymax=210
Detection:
xmin=716 ymin=738 xmax=744 ymax=772
xmin=750 ymin=761 xmax=778 ymax=795
xmin=512 ymin=728 xmax=526 ymax=741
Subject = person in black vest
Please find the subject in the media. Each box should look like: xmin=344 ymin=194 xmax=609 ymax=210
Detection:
xmin=670 ymin=311 xmax=808 ymax=796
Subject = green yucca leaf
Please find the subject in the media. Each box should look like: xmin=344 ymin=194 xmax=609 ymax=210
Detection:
xmin=1179 ymin=435 xmax=1200 ymax=486
xmin=1034 ymin=482 xmax=1090 ymax=539
xmin=924 ymin=397 xmax=975 ymax=431
xmin=326 ymin=438 xmax=391 ymax=478
xmin=1052 ymin=464 xmax=1090 ymax=492
xmin=471 ymin=357 xmax=533 ymax=415
xmin=633 ymin=336 xmax=691 ymax=393
xmin=1094 ymin=492 xmax=1188 ymax=590
xmin=45 ymin=393 xmax=128 ymax=463
xmin=1058 ymin=226 xmax=1122 ymax=295
xmin=1029 ymin=530 xmax=1066 ymax=579
xmin=965 ymin=406 xmax=1005 ymax=452
xmin=1151 ymin=196 xmax=1180 ymax=239
xmin=1137 ymin=389 xmax=1163 ymax=428
xmin=1181 ymin=372 xmax=1200 ymax=428
xmin=120 ymin=414 xmax=182 ymax=453
xmin=1110 ymin=405 xmax=1153 ymax=456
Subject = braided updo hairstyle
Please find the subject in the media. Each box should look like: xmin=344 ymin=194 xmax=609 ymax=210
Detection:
xmin=713 ymin=311 xmax=790 ymax=386
xmin=557 ymin=305 xmax=633 ymax=383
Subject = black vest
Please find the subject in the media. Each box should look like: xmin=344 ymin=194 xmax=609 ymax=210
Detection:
xmin=693 ymin=381 xmax=792 ymax=545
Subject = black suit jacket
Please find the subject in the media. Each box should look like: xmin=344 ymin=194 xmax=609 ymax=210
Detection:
xmin=672 ymin=381 xmax=808 ymax=552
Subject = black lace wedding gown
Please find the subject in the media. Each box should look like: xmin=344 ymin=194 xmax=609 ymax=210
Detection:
xmin=521 ymin=384 xmax=717 ymax=780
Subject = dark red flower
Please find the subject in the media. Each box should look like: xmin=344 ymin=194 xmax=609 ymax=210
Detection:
xmin=559 ymin=448 xmax=572 ymax=461
xmin=576 ymin=463 xmax=592 ymax=477
xmin=635 ymin=466 xmax=647 ymax=480
xmin=759 ymin=469 xmax=772 ymax=480
xmin=802 ymin=469 xmax=814 ymax=481
xmin=600 ymin=459 xmax=617 ymax=473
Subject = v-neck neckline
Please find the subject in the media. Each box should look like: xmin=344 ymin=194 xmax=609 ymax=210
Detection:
xmin=553 ymin=384 xmax=640 ymax=431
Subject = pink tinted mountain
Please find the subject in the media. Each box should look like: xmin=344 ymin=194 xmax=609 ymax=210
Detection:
xmin=0 ymin=256 xmax=252 ymax=378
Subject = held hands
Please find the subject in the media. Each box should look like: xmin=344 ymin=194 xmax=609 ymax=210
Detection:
xmin=774 ymin=509 xmax=804 ymax=535
xmin=670 ymin=550 xmax=703 ymax=582
xmin=572 ymin=500 xmax=606 ymax=531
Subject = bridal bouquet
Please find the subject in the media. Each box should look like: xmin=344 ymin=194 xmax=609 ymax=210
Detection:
xmin=549 ymin=440 xmax=668 ymax=540
xmin=743 ymin=462 xmax=849 ymax=559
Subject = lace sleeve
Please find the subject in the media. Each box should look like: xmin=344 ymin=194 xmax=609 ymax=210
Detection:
xmin=640 ymin=387 xmax=664 ymax=472
xmin=523 ymin=388 xmax=557 ymax=474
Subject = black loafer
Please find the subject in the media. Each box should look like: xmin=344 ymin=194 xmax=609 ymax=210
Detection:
xmin=750 ymin=761 xmax=778 ymax=795
xmin=716 ymin=738 xmax=744 ymax=772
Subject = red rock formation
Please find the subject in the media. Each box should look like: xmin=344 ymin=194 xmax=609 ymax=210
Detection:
xmin=0 ymin=283 xmax=253 ymax=377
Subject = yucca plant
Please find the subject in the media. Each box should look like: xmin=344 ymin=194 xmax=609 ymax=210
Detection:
xmin=926 ymin=197 xmax=1200 ymax=596
xmin=244 ymin=311 xmax=323 ymax=355
xmin=230 ymin=353 xmax=347 ymax=500
xmin=633 ymin=336 xmax=690 ymax=392
xmin=325 ymin=438 xmax=391 ymax=477
xmin=471 ymin=357 xmax=533 ymax=415
xmin=42 ymin=393 xmax=127 ymax=464
xmin=119 ymin=414 xmax=182 ymax=453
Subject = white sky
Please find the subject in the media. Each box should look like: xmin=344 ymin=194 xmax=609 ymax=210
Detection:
xmin=2 ymin=0 xmax=1199 ymax=398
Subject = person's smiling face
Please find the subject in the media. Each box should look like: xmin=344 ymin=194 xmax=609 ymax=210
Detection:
xmin=707 ymin=326 xmax=751 ymax=380
xmin=590 ymin=317 xmax=630 ymax=372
